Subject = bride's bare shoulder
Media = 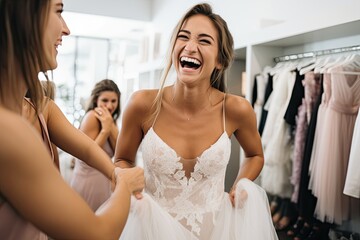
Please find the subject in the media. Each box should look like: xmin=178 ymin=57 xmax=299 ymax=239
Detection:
xmin=124 ymin=89 xmax=158 ymax=112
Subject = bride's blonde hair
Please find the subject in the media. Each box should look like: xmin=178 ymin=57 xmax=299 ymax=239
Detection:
xmin=145 ymin=3 xmax=234 ymax=127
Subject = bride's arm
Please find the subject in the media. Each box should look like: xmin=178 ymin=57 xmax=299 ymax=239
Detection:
xmin=114 ymin=90 xmax=153 ymax=169
xmin=226 ymin=95 xmax=264 ymax=206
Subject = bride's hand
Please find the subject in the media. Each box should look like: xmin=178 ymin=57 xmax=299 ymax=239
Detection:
xmin=115 ymin=167 xmax=144 ymax=199
xmin=229 ymin=186 xmax=248 ymax=208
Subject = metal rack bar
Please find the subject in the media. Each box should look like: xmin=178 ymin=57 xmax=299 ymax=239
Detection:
xmin=274 ymin=45 xmax=360 ymax=63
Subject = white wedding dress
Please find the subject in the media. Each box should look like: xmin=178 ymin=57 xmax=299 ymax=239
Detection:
xmin=120 ymin=99 xmax=278 ymax=240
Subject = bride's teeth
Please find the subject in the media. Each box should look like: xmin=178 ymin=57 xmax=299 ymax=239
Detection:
xmin=181 ymin=56 xmax=200 ymax=65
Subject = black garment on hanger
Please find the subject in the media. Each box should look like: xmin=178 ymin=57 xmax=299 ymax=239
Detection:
xmin=284 ymin=70 xmax=305 ymax=131
xmin=297 ymin=74 xmax=324 ymax=218
xmin=251 ymin=74 xmax=259 ymax=107
xmin=258 ymin=74 xmax=273 ymax=136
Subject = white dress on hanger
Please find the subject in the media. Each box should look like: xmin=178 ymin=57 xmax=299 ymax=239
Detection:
xmin=119 ymin=98 xmax=278 ymax=240
xmin=254 ymin=69 xmax=270 ymax=128
xmin=343 ymin=108 xmax=360 ymax=198
xmin=261 ymin=68 xmax=296 ymax=198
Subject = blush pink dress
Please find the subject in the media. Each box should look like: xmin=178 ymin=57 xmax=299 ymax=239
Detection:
xmin=0 ymin=198 xmax=47 ymax=239
xmin=71 ymin=140 xmax=114 ymax=211
xmin=309 ymin=67 xmax=360 ymax=224
xmin=0 ymin=99 xmax=53 ymax=239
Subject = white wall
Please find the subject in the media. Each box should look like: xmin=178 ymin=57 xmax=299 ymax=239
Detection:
xmin=64 ymin=0 xmax=360 ymax=54
xmin=151 ymin=0 xmax=360 ymax=49
xmin=65 ymin=0 xmax=153 ymax=21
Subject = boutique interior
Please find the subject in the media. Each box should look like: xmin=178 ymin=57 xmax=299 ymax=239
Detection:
xmin=54 ymin=0 xmax=360 ymax=239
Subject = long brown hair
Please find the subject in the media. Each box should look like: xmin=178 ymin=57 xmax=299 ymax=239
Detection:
xmin=0 ymin=0 xmax=51 ymax=113
xmin=86 ymin=79 xmax=121 ymax=122
xmin=148 ymin=3 xmax=234 ymax=125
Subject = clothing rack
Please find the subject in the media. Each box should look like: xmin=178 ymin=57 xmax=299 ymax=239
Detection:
xmin=274 ymin=45 xmax=360 ymax=63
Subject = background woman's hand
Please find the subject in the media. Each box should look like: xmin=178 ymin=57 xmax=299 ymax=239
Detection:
xmin=94 ymin=107 xmax=113 ymax=133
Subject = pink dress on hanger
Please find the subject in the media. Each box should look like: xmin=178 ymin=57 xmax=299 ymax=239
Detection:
xmin=290 ymin=72 xmax=321 ymax=203
xmin=308 ymin=74 xmax=331 ymax=187
xmin=309 ymin=66 xmax=360 ymax=224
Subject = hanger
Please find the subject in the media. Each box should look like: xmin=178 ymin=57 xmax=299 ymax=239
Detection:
xmin=320 ymin=55 xmax=346 ymax=73
xmin=327 ymin=54 xmax=360 ymax=73
xmin=327 ymin=54 xmax=360 ymax=75
xmin=297 ymin=57 xmax=316 ymax=71
xmin=299 ymin=55 xmax=322 ymax=75
xmin=270 ymin=61 xmax=286 ymax=76
xmin=262 ymin=66 xmax=272 ymax=76
xmin=271 ymin=60 xmax=300 ymax=76
xmin=314 ymin=55 xmax=335 ymax=73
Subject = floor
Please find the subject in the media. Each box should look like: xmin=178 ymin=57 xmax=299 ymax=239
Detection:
xmin=277 ymin=230 xmax=291 ymax=240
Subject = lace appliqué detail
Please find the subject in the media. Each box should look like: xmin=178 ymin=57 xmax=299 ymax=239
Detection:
xmin=141 ymin=128 xmax=231 ymax=236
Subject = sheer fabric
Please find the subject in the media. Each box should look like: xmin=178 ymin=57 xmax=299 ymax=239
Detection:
xmin=119 ymin=127 xmax=278 ymax=240
xmin=261 ymin=69 xmax=296 ymax=198
xmin=309 ymin=69 xmax=360 ymax=224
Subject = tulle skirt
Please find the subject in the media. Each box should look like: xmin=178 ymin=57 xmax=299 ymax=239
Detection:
xmin=119 ymin=179 xmax=278 ymax=240
xmin=309 ymin=106 xmax=355 ymax=224
xmin=261 ymin=119 xmax=293 ymax=198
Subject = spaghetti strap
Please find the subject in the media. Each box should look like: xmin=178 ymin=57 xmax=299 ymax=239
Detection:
xmin=38 ymin=113 xmax=55 ymax=165
xmin=222 ymin=93 xmax=226 ymax=132
xmin=152 ymin=107 xmax=161 ymax=128
xmin=23 ymin=98 xmax=56 ymax=167
xmin=23 ymin=97 xmax=35 ymax=108
xmin=151 ymin=89 xmax=164 ymax=128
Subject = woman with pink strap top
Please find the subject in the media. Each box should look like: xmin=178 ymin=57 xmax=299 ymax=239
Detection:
xmin=0 ymin=0 xmax=144 ymax=239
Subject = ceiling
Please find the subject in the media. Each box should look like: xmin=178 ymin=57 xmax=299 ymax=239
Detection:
xmin=65 ymin=0 xmax=153 ymax=21
xmin=63 ymin=0 xmax=153 ymax=39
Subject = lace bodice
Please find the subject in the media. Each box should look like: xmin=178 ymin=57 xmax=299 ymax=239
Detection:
xmin=141 ymin=127 xmax=231 ymax=235
xmin=120 ymin=94 xmax=278 ymax=240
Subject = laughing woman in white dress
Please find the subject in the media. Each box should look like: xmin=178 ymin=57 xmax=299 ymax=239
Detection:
xmin=114 ymin=3 xmax=278 ymax=240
